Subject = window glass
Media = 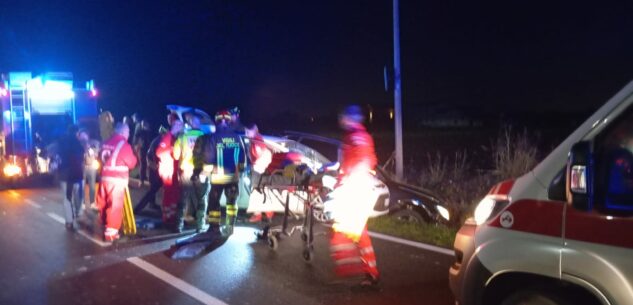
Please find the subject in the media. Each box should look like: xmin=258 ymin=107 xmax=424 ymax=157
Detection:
xmin=594 ymin=107 xmax=633 ymax=212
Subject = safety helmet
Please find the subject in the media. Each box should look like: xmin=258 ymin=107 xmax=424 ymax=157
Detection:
xmin=340 ymin=105 xmax=364 ymax=123
xmin=215 ymin=109 xmax=232 ymax=123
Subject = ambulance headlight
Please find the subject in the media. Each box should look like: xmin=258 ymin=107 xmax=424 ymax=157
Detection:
xmin=474 ymin=196 xmax=509 ymax=225
xmin=436 ymin=205 xmax=450 ymax=221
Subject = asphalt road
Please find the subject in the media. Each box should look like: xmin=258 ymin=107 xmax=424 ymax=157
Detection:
xmin=0 ymin=186 xmax=455 ymax=305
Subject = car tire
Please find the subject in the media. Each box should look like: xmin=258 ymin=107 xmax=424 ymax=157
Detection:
xmin=500 ymin=289 xmax=571 ymax=305
xmin=392 ymin=209 xmax=425 ymax=224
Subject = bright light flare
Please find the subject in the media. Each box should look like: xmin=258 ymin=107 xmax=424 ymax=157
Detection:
xmin=0 ymin=88 xmax=7 ymax=97
xmin=27 ymin=79 xmax=75 ymax=100
xmin=327 ymin=171 xmax=379 ymax=238
xmin=90 ymin=89 xmax=98 ymax=97
xmin=3 ymin=164 xmax=22 ymax=177
xmin=474 ymin=197 xmax=496 ymax=225
xmin=436 ymin=205 xmax=450 ymax=221
xmin=91 ymin=159 xmax=100 ymax=170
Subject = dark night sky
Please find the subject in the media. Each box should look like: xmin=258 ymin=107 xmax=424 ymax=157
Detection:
xmin=2 ymin=0 xmax=633 ymax=129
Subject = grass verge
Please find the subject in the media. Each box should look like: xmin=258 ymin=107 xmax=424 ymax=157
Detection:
xmin=367 ymin=216 xmax=457 ymax=249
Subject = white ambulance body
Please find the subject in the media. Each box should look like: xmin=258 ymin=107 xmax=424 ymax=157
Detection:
xmin=449 ymin=81 xmax=633 ymax=305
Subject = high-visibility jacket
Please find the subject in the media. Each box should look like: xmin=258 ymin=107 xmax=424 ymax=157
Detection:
xmin=249 ymin=134 xmax=272 ymax=174
xmin=173 ymin=129 xmax=204 ymax=174
xmin=156 ymin=132 xmax=177 ymax=184
xmin=193 ymin=127 xmax=245 ymax=184
xmin=340 ymin=125 xmax=377 ymax=176
xmin=100 ymin=134 xmax=137 ymax=184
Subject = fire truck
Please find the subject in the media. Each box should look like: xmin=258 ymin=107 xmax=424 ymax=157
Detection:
xmin=0 ymin=72 xmax=98 ymax=182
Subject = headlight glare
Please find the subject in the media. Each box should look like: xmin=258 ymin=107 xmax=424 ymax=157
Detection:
xmin=474 ymin=197 xmax=496 ymax=225
xmin=436 ymin=205 xmax=450 ymax=221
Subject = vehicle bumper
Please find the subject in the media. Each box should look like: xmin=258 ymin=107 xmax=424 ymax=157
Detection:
xmin=449 ymin=219 xmax=483 ymax=305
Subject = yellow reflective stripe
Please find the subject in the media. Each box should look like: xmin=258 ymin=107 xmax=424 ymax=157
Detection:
xmin=208 ymin=211 xmax=221 ymax=217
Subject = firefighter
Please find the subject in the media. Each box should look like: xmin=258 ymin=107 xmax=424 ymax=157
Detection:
xmin=193 ymin=110 xmax=246 ymax=235
xmin=173 ymin=113 xmax=206 ymax=233
xmin=328 ymin=105 xmax=380 ymax=286
xmin=155 ymin=114 xmax=183 ymax=224
xmin=97 ymin=122 xmax=137 ymax=242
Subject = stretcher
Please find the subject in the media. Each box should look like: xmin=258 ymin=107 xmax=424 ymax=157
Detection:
xmin=248 ymin=168 xmax=328 ymax=262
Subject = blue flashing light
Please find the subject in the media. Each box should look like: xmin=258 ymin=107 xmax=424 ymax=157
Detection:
xmin=3 ymin=110 xmax=10 ymax=121
xmin=28 ymin=78 xmax=75 ymax=100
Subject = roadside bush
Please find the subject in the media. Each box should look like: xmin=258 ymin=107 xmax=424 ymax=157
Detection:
xmin=491 ymin=127 xmax=539 ymax=180
xmin=394 ymin=126 xmax=540 ymax=228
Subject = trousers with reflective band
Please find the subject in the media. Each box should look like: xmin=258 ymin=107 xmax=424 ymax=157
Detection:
xmin=330 ymin=225 xmax=378 ymax=279
xmin=97 ymin=180 xmax=127 ymax=231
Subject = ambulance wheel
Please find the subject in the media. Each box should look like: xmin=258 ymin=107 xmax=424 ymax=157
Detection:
xmin=501 ymin=289 xmax=571 ymax=305
xmin=302 ymin=247 xmax=313 ymax=262
xmin=267 ymin=235 xmax=278 ymax=250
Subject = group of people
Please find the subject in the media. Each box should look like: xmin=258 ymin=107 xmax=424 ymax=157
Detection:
xmin=63 ymin=104 xmax=381 ymax=286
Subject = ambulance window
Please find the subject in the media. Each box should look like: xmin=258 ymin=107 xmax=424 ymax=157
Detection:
xmin=593 ymin=107 xmax=633 ymax=213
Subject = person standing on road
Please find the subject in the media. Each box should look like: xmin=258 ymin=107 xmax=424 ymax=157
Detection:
xmin=194 ymin=110 xmax=246 ymax=235
xmin=173 ymin=113 xmax=205 ymax=232
xmin=77 ymin=128 xmax=100 ymax=210
xmin=156 ymin=114 xmax=183 ymax=225
xmin=134 ymin=120 xmax=153 ymax=185
xmin=134 ymin=125 xmax=165 ymax=214
xmin=328 ymin=105 xmax=380 ymax=286
xmin=59 ymin=125 xmax=85 ymax=231
xmin=98 ymin=111 xmax=114 ymax=142
xmin=97 ymin=123 xmax=137 ymax=242
xmin=244 ymin=123 xmax=274 ymax=223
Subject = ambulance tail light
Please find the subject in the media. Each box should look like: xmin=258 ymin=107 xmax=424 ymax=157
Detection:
xmin=473 ymin=195 xmax=509 ymax=225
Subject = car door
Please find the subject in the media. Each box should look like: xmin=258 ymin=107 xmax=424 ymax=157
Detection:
xmin=563 ymin=107 xmax=633 ymax=304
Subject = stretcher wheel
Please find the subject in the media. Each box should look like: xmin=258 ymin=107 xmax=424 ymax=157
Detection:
xmin=300 ymin=232 xmax=308 ymax=242
xmin=268 ymin=235 xmax=278 ymax=250
xmin=302 ymin=247 xmax=313 ymax=262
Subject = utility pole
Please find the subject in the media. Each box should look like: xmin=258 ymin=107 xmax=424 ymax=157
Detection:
xmin=393 ymin=0 xmax=404 ymax=180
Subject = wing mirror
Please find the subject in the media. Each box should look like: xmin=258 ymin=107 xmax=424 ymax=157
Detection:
xmin=566 ymin=141 xmax=593 ymax=211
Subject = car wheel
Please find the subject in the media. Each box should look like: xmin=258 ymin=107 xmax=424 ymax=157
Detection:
xmin=392 ymin=209 xmax=425 ymax=224
xmin=500 ymin=289 xmax=571 ymax=305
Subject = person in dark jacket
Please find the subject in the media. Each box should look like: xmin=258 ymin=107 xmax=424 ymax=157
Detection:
xmin=134 ymin=126 xmax=165 ymax=214
xmin=193 ymin=109 xmax=246 ymax=235
xmin=59 ymin=125 xmax=86 ymax=231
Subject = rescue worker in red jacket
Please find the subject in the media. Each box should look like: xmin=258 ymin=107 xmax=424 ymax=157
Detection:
xmin=329 ymin=105 xmax=380 ymax=286
xmin=155 ymin=114 xmax=184 ymax=224
xmin=97 ymin=122 xmax=138 ymax=242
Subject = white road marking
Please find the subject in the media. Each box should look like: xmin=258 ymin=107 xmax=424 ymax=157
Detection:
xmin=47 ymin=212 xmax=66 ymax=224
xmin=127 ymin=257 xmax=228 ymax=305
xmin=24 ymin=199 xmax=42 ymax=209
xmin=368 ymin=231 xmax=453 ymax=256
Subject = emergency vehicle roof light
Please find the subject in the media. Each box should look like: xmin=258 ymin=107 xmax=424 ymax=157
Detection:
xmin=27 ymin=78 xmax=74 ymax=100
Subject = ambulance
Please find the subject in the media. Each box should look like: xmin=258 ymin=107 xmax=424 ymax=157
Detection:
xmin=449 ymin=81 xmax=633 ymax=305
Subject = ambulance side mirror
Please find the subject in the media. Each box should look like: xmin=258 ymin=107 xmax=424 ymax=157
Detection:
xmin=566 ymin=141 xmax=593 ymax=211
xmin=547 ymin=167 xmax=566 ymax=201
